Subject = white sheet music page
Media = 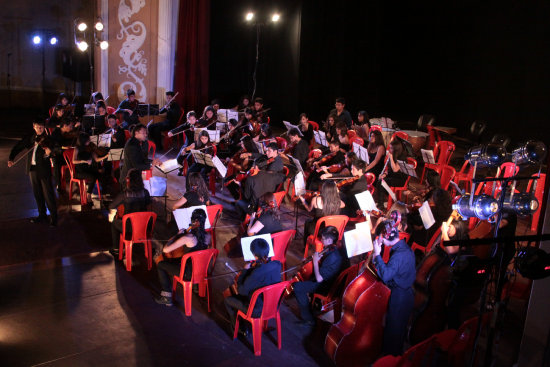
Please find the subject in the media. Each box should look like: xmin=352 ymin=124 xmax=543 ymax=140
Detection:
xmin=381 ymin=179 xmax=397 ymax=201
xmin=314 ymin=130 xmax=327 ymax=146
xmin=421 ymin=149 xmax=435 ymax=164
xmin=294 ymin=172 xmax=306 ymax=197
xmin=212 ymin=155 xmax=227 ymax=177
xmin=344 ymin=225 xmax=373 ymax=258
xmin=157 ymin=158 xmax=181 ymax=173
xmin=241 ymin=234 xmax=274 ymax=261
xmin=355 ymin=190 xmax=378 ymax=212
xmin=173 ymin=205 xmax=211 ymax=230
xmin=419 ymin=201 xmax=436 ymax=229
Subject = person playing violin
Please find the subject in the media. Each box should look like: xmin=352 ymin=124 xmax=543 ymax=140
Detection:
xmin=252 ymin=123 xmax=274 ymax=144
xmin=253 ymin=97 xmax=269 ymax=124
xmin=108 ymin=168 xmax=152 ymax=258
xmin=224 ymin=238 xmax=281 ymax=336
xmin=375 ymin=138 xmax=410 ymax=208
xmin=115 ymin=88 xmax=140 ymax=129
xmin=168 ymin=110 xmax=197 ymax=149
xmin=148 ymin=91 xmax=182 ymax=151
xmin=120 ymin=124 xmax=160 ymax=186
xmin=73 ymin=132 xmax=109 ymax=204
xmin=197 ymin=105 xmax=218 ymax=129
xmin=372 ymin=220 xmax=416 ymax=356
xmin=334 ymin=159 xmax=370 ymax=217
xmin=155 ymin=208 xmax=211 ymax=306
xmin=217 ymin=118 xmax=243 ymax=160
xmin=246 ymin=192 xmax=283 ymax=236
xmin=307 ymin=140 xmax=345 ymax=191
xmin=172 ymin=172 xmax=211 ymax=210
xmin=281 ymin=127 xmax=309 ymax=172
xmin=8 ymin=119 xmax=58 ymax=226
xmin=294 ymin=226 xmax=348 ymax=327
xmin=105 ymin=114 xmax=126 ymax=149
xmin=241 ymin=108 xmax=260 ymax=137
xmin=233 ymin=94 xmax=251 ymax=112
xmin=177 ymin=130 xmax=214 ymax=186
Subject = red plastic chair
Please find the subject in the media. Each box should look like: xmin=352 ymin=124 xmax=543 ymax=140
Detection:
xmin=304 ymin=215 xmax=349 ymax=258
xmin=527 ymin=173 xmax=546 ymax=232
xmin=308 ymin=120 xmax=319 ymax=131
xmin=124 ymin=130 xmax=131 ymax=140
xmin=205 ymin=204 xmax=223 ymax=249
xmin=147 ymin=140 xmax=156 ymax=159
xmin=496 ymin=162 xmax=519 ymax=179
xmin=172 ymin=248 xmax=218 ymax=316
xmin=368 ymin=125 xmax=382 ymax=135
xmin=420 ymin=140 xmax=456 ymax=183
xmin=373 ymin=335 xmax=438 ymax=367
xmin=271 ymin=229 xmax=295 ymax=279
xmin=273 ymin=191 xmax=286 ymax=208
xmin=391 ymin=131 xmax=409 ymax=142
xmin=454 ymin=160 xmax=474 ymax=194
xmin=233 ymin=281 xmax=290 ymax=356
xmin=351 ymin=136 xmax=364 ymax=147
xmin=308 ymin=149 xmax=323 ymax=160
xmin=63 ymin=148 xmax=101 ymax=206
xmin=439 ymin=164 xmax=456 ymax=191
xmin=118 ymin=211 xmax=157 ymax=271
xmin=347 ymin=130 xmax=357 ymax=141
xmin=386 ymin=158 xmax=417 ymax=210
xmin=426 ymin=124 xmax=439 ymax=149
xmin=275 ymin=137 xmax=287 ymax=150
xmin=411 ymin=227 xmax=442 ymax=256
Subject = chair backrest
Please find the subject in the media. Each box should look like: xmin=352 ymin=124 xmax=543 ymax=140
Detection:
xmin=347 ymin=130 xmax=357 ymax=140
xmin=271 ymin=229 xmax=295 ymax=264
xmin=273 ymin=191 xmax=285 ymax=208
xmin=63 ymin=148 xmax=76 ymax=177
xmin=434 ymin=140 xmax=455 ymax=166
xmin=181 ymin=248 xmax=218 ymax=283
xmin=351 ymin=136 xmax=364 ymax=147
xmin=206 ymin=204 xmax=223 ymax=228
xmin=147 ymin=140 xmax=156 ymax=158
xmin=275 ymin=137 xmax=287 ymax=150
xmin=368 ymin=125 xmax=382 ymax=135
xmin=392 ymin=131 xmax=409 ymax=142
xmin=247 ymin=281 xmax=290 ymax=319
xmin=496 ymin=162 xmax=519 ymax=178
xmin=122 ymin=211 xmax=157 ymax=243
xmin=309 ymin=120 xmax=319 ymax=131
xmin=106 ymin=106 xmax=116 ymax=115
xmin=439 ymin=165 xmax=456 ymax=190
xmin=365 ymin=172 xmax=376 ymax=186
xmin=314 ymin=215 xmax=349 ymax=241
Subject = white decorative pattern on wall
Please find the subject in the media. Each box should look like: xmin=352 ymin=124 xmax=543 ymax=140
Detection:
xmin=117 ymin=0 xmax=147 ymax=101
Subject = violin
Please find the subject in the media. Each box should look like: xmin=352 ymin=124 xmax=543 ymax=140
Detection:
xmin=336 ymin=176 xmax=360 ymax=189
xmin=313 ymin=151 xmax=337 ymax=168
xmin=283 ymin=246 xmax=332 ymax=297
xmin=153 ymin=223 xmax=199 ymax=265
xmin=86 ymin=142 xmax=109 ymax=158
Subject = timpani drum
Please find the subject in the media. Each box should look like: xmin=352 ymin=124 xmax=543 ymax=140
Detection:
xmin=400 ymin=130 xmax=429 ymax=154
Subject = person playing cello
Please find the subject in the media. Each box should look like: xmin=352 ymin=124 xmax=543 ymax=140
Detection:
xmin=115 ymin=88 xmax=140 ymax=129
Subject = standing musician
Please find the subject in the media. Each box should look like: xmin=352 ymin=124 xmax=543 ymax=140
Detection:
xmin=172 ymin=172 xmax=211 ymax=210
xmin=281 ymin=128 xmax=309 ymax=172
xmin=148 ymin=91 xmax=182 ymax=150
xmin=224 ymin=238 xmax=281 ymax=336
xmin=120 ymin=124 xmax=159 ymax=186
xmin=108 ymin=168 xmax=152 ymax=258
xmin=375 ymin=138 xmax=410 ymax=208
xmin=253 ymin=97 xmax=269 ymax=124
xmin=294 ymin=226 xmax=348 ymax=326
xmin=329 ymin=97 xmax=353 ymax=129
xmin=155 ymin=208 xmax=211 ymax=307
xmin=306 ymin=140 xmax=345 ymax=191
xmin=72 ymin=132 xmax=109 ymax=204
xmin=115 ymin=89 xmax=140 ymax=129
xmin=246 ymin=192 xmax=283 ymax=236
xmin=168 ymin=111 xmax=198 ymax=148
xmin=365 ymin=130 xmax=386 ymax=176
xmin=7 ymin=120 xmax=58 ymax=226
xmin=298 ymin=113 xmax=314 ymax=146
xmin=372 ymin=218 xmax=416 ymax=356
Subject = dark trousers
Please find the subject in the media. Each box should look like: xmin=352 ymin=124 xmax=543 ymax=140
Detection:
xmin=148 ymin=120 xmax=171 ymax=150
xmin=294 ymin=280 xmax=323 ymax=321
xmin=157 ymin=258 xmax=182 ymax=292
xmin=235 ymin=199 xmax=251 ymax=221
xmin=29 ymin=169 xmax=57 ymax=221
xmin=382 ymin=287 xmax=415 ymax=356
xmin=224 ymin=295 xmax=251 ymax=331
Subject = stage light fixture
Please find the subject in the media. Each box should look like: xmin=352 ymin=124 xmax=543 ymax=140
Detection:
xmin=77 ymin=22 xmax=87 ymax=32
xmin=245 ymin=12 xmax=254 ymax=21
xmin=95 ymin=20 xmax=104 ymax=31
xmin=453 ymin=194 xmax=501 ymax=220
xmin=49 ymin=37 xmax=58 ymax=45
xmin=32 ymin=35 xmax=42 ymax=45
xmin=511 ymin=140 xmax=547 ymax=165
xmin=502 ymin=192 xmax=539 ymax=216
xmin=77 ymin=41 xmax=89 ymax=52
xmin=272 ymin=13 xmax=280 ymax=22
xmin=465 ymin=144 xmax=507 ymax=167
xmin=99 ymin=40 xmax=109 ymax=50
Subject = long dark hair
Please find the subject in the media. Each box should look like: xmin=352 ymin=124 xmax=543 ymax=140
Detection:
xmin=320 ymin=181 xmax=341 ymax=217
xmin=188 ymin=172 xmax=210 ymax=203
xmin=242 ymin=135 xmax=258 ymax=153
xmin=190 ymin=208 xmax=208 ymax=249
xmin=126 ymin=168 xmax=146 ymax=195
xmin=196 ymin=130 xmax=211 ymax=148
xmin=259 ymin=192 xmax=280 ymax=221
xmin=367 ymin=130 xmax=385 ymax=151
xmin=357 ymin=111 xmax=369 ymax=126
xmin=336 ymin=121 xmax=348 ymax=138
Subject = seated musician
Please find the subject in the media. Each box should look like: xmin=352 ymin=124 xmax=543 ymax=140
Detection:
xmin=90 ymin=101 xmax=108 ymax=134
xmin=210 ymin=98 xmax=221 ymax=112
xmin=155 ymin=208 xmax=211 ymax=307
xmin=224 ymin=238 xmax=281 ymax=336
xmin=324 ymin=114 xmax=337 ymax=142
xmin=264 ymin=142 xmax=284 ymax=174
xmin=115 ymin=88 xmax=140 ymax=129
xmin=233 ymin=94 xmax=251 ymax=112
xmin=168 ymin=111 xmax=197 ymax=148
xmin=108 ymin=168 xmax=152 ymax=257
xmin=234 ymin=157 xmax=280 ymax=220
xmin=242 ymin=108 xmax=260 ymax=137
xmin=246 ymin=192 xmax=283 ymax=236
xmin=148 ymin=91 xmax=182 ymax=151
xmin=353 ymin=110 xmax=370 ymax=140
xmin=365 ymin=130 xmax=386 ymax=176
xmin=217 ymin=118 xmax=243 ymax=160
xmin=294 ymin=226 xmax=348 ymax=326
xmin=298 ymin=113 xmax=314 ymax=146
xmin=253 ymin=97 xmax=269 ymax=124
xmin=47 ymin=104 xmax=73 ymax=129
xmin=282 ymin=127 xmax=309 ymax=171
xmin=172 ymin=172 xmax=211 ymax=210
xmin=307 ymin=140 xmax=345 ymax=191
xmin=50 ymin=120 xmax=77 ymax=191
xmin=336 ymin=159 xmax=370 ymax=217
xmin=375 ymin=138 xmax=410 ymax=208
xmin=176 ymin=130 xmax=214 ymax=185
xmin=372 ymin=220 xmax=416 ymax=356
xmin=253 ymin=123 xmax=274 ymax=144
xmin=334 ymin=121 xmax=351 ymax=152
xmin=73 ymin=132 xmax=108 ymax=203
xmin=197 ymin=105 xmax=217 ymax=129
xmin=106 ymin=114 xmax=126 ymax=149
xmin=300 ymin=180 xmax=345 ymax=247
xmin=120 ymin=124 xmax=159 ymax=185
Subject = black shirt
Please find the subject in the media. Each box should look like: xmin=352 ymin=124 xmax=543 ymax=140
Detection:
xmin=267 ymin=155 xmax=284 ymax=174
xmin=340 ymin=175 xmax=369 ymax=216
xmin=110 ymin=128 xmax=127 ymax=149
xmin=243 ymin=170 xmax=280 ymax=208
xmin=300 ymin=123 xmax=314 ymax=145
xmin=120 ymin=137 xmax=150 ymax=182
xmin=109 ymin=189 xmax=151 ymax=213
xmin=292 ymin=139 xmax=310 ymax=168
xmin=330 ymin=108 xmax=353 ymax=128
xmin=257 ymin=213 xmax=283 ymax=235
xmin=115 ymin=99 xmax=140 ymax=126
xmin=160 ymin=102 xmax=182 ymax=127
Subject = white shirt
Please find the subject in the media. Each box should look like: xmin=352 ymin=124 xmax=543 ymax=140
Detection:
xmin=31 ymin=142 xmax=38 ymax=166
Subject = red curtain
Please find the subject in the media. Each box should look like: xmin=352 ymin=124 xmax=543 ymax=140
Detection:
xmin=174 ymin=0 xmax=210 ymax=113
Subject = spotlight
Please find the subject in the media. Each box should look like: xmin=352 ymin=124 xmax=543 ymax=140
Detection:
xmin=77 ymin=41 xmax=88 ymax=52
xmin=49 ymin=37 xmax=58 ymax=45
xmin=99 ymin=41 xmax=109 ymax=50
xmin=77 ymin=22 xmax=87 ymax=32
xmin=502 ymin=192 xmax=539 ymax=216
xmin=272 ymin=13 xmax=280 ymax=22
xmin=32 ymin=35 xmax=42 ymax=45
xmin=453 ymin=194 xmax=501 ymax=220
xmin=511 ymin=141 xmax=547 ymax=165
xmin=245 ymin=12 xmax=254 ymax=21
xmin=515 ymin=246 xmax=550 ymax=280
xmin=465 ymin=144 xmax=507 ymax=167
xmin=95 ymin=21 xmax=104 ymax=31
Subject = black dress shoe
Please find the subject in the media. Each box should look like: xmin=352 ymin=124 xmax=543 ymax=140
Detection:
xmin=30 ymin=216 xmax=46 ymax=224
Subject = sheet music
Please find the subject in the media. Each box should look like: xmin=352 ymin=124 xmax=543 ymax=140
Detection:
xmin=381 ymin=179 xmax=397 ymax=202
xmin=143 ymin=176 xmax=167 ymax=197
xmin=288 ymin=155 xmax=304 ymax=175
xmin=217 ymin=109 xmax=239 ymax=123
xmin=107 ymin=148 xmax=124 ymax=161
xmin=421 ymin=149 xmax=436 ymax=164
xmin=90 ymin=133 xmax=111 ymax=148
xmin=216 ymin=122 xmax=228 ymax=132
xmin=314 ymin=130 xmax=327 ymax=146
xmin=283 ymin=121 xmax=303 ymax=136
xmin=355 ymin=190 xmax=378 ymax=212
xmin=212 ymin=155 xmax=227 ymax=177
xmin=155 ymin=158 xmax=182 ymax=174
xmin=207 ymin=130 xmax=221 ymax=143
xmin=241 ymin=234 xmax=274 ymax=261
xmin=397 ymin=160 xmax=418 ymax=178
xmin=419 ymin=201 xmax=436 ymax=229
xmin=344 ymin=223 xmax=373 ymax=258
xmin=353 ymin=142 xmax=370 ymax=164
xmin=294 ymin=172 xmax=307 ymax=197
xmin=255 ymin=141 xmax=265 ymax=154
xmin=173 ymin=205 xmax=211 ymax=230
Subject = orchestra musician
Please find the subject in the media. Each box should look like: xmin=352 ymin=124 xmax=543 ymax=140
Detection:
xmin=50 ymin=120 xmax=77 ymax=192
xmin=233 ymin=94 xmax=251 ymax=112
xmin=322 ymin=159 xmax=369 ymax=217
xmin=246 ymin=192 xmax=283 ymax=236
xmin=120 ymin=124 xmax=159 ymax=186
xmin=324 ymin=114 xmax=337 ymax=142
xmin=168 ymin=111 xmax=198 ymax=148
xmin=252 ymin=123 xmax=274 ymax=143
xmin=333 ymin=121 xmax=351 ymax=152
xmin=73 ymin=132 xmax=108 ymax=204
xmin=108 ymin=168 xmax=152 ymax=258
xmin=106 ymin=114 xmax=126 ymax=149
xmin=47 ymin=104 xmax=74 ymax=129
xmin=155 ymin=208 xmax=211 ymax=307
xmin=264 ymin=142 xmax=284 ymax=174
xmin=217 ymin=118 xmax=243 ymax=160
xmin=365 ymin=130 xmax=386 ymax=176
xmin=223 ymin=238 xmax=281 ymax=336
xmin=329 ymin=97 xmax=352 ymax=128
xmin=281 ymin=128 xmax=309 ymax=171
xmin=298 ymin=113 xmax=314 ymax=146
xmin=177 ymin=130 xmax=214 ymax=185
xmin=148 ymin=91 xmax=182 ymax=150
xmin=253 ymin=97 xmax=269 ymax=124
xmin=294 ymin=226 xmax=348 ymax=327
xmin=7 ymin=119 xmax=58 ymax=226
xmin=197 ymin=105 xmax=218 ymax=129
xmin=306 ymin=140 xmax=345 ymax=191
xmin=353 ymin=110 xmax=370 ymax=140
xmin=375 ymin=138 xmax=410 ymax=208
xmin=241 ymin=108 xmax=260 ymax=137
xmin=372 ymin=220 xmax=416 ymax=356
xmin=90 ymin=101 xmax=108 ymax=134
xmin=115 ymin=89 xmax=140 ymax=129
xmin=172 ymin=172 xmax=211 ymax=210
xmin=210 ymin=98 xmax=221 ymax=112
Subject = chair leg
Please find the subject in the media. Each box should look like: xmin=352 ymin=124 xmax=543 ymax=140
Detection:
xmin=198 ymin=279 xmax=207 ymax=297
xmin=119 ymin=236 xmax=124 ymax=260
xmin=205 ymin=281 xmax=211 ymax=312
xmin=146 ymin=240 xmax=152 ymax=270
xmin=252 ymin=319 xmax=262 ymax=356
xmin=276 ymin=313 xmax=282 ymax=349
xmin=183 ymin=281 xmax=192 ymax=316
xmin=125 ymin=242 xmax=132 ymax=271
xmin=172 ymin=277 xmax=178 ymax=296
xmin=303 ymin=237 xmax=311 ymax=259
xmin=233 ymin=316 xmax=241 ymax=340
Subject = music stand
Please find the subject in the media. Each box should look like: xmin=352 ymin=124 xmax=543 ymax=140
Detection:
xmin=397 ymin=160 xmax=418 ymax=178
xmin=283 ymin=121 xmax=303 ymax=136
xmin=353 ymin=142 xmax=370 ymax=164
xmin=314 ymin=130 xmax=328 ymax=147
xmin=82 ymin=115 xmax=106 ymax=135
xmin=217 ymin=109 xmax=238 ymax=123
xmin=154 ymin=159 xmax=182 ymax=175
xmin=137 ymin=104 xmax=160 ymax=117
xmin=107 ymin=148 xmax=124 ymax=161
xmin=420 ymin=149 xmax=436 ymax=164
xmin=190 ymin=150 xmax=226 ymax=178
